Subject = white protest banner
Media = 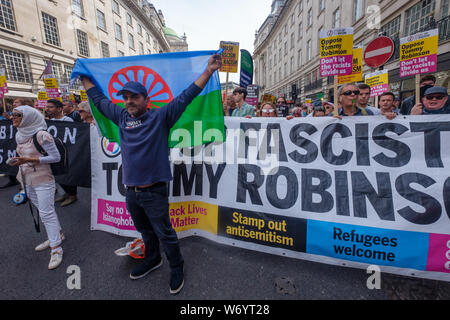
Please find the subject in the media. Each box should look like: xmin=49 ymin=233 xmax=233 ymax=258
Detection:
xmin=90 ymin=116 xmax=450 ymax=282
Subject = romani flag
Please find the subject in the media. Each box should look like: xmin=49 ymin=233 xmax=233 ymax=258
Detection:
xmin=70 ymin=51 xmax=224 ymax=148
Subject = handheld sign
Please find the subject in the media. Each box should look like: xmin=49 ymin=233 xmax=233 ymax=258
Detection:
xmin=37 ymin=90 xmax=49 ymax=110
xmin=399 ymin=29 xmax=438 ymax=104
xmin=43 ymin=74 xmax=62 ymax=102
xmin=364 ymin=36 xmax=395 ymax=68
xmin=319 ymin=28 xmax=354 ymax=77
xmin=320 ymin=28 xmax=354 ymax=115
xmin=365 ymin=70 xmax=389 ymax=98
xmin=399 ymin=29 xmax=438 ymax=77
xmin=219 ymin=41 xmax=240 ymax=74
xmin=338 ymin=47 xmax=363 ymax=84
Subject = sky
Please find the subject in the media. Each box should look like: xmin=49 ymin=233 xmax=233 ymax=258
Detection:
xmin=149 ymin=0 xmax=273 ymax=83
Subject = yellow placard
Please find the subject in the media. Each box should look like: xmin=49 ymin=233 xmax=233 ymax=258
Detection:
xmin=400 ymin=32 xmax=438 ymax=62
xmin=338 ymin=47 xmax=363 ymax=84
xmin=261 ymin=94 xmax=275 ymax=104
xmin=320 ymin=33 xmax=354 ymax=59
xmin=80 ymin=90 xmax=88 ymax=101
xmin=365 ymin=71 xmax=388 ymax=87
xmin=44 ymin=77 xmax=58 ymax=89
xmin=219 ymin=41 xmax=239 ymax=73
xmin=38 ymin=91 xmax=49 ymax=100
xmin=169 ymin=201 xmax=218 ymax=235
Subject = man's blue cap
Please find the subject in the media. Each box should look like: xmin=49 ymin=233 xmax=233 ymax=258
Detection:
xmin=424 ymin=86 xmax=447 ymax=96
xmin=117 ymin=81 xmax=148 ymax=97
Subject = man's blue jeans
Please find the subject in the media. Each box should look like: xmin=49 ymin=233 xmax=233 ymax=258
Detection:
xmin=126 ymin=183 xmax=183 ymax=270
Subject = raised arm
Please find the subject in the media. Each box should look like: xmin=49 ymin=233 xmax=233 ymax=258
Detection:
xmin=194 ymin=54 xmax=222 ymax=89
xmin=164 ymin=54 xmax=222 ymax=128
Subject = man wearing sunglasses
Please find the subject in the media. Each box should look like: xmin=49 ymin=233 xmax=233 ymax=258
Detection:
xmin=335 ymin=84 xmax=374 ymax=117
xmin=410 ymin=87 xmax=450 ymax=115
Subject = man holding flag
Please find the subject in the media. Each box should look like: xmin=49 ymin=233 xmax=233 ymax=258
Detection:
xmin=79 ymin=53 xmax=222 ymax=295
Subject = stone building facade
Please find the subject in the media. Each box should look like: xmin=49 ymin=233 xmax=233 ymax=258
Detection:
xmin=0 ymin=0 xmax=187 ymax=99
xmin=253 ymin=0 xmax=450 ymax=104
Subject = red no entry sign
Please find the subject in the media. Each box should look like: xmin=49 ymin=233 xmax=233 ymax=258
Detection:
xmin=364 ymin=36 xmax=395 ymax=68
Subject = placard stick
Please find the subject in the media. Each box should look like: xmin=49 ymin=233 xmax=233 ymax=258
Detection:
xmin=2 ymin=97 xmax=5 ymax=113
xmin=223 ymin=72 xmax=229 ymax=116
xmin=415 ymin=74 xmax=421 ymax=105
xmin=333 ymin=75 xmax=339 ymax=116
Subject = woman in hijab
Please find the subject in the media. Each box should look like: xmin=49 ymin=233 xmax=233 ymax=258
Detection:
xmin=9 ymin=105 xmax=65 ymax=270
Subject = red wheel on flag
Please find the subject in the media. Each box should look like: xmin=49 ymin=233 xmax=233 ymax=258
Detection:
xmin=108 ymin=66 xmax=173 ymax=109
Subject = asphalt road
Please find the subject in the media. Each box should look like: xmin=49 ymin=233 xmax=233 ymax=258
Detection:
xmin=0 ymin=175 xmax=449 ymax=303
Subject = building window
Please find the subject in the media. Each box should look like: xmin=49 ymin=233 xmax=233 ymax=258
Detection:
xmin=76 ymin=29 xmax=89 ymax=56
xmin=333 ymin=8 xmax=340 ymax=28
xmin=139 ymin=42 xmax=144 ymax=55
xmin=307 ymin=8 xmax=312 ymax=27
xmin=43 ymin=60 xmax=72 ymax=84
xmin=0 ymin=0 xmax=17 ymax=32
xmin=290 ymin=33 xmax=295 ymax=49
xmin=298 ymin=22 xmax=303 ymax=39
xmin=101 ymin=41 xmax=110 ymax=57
xmin=319 ymin=0 xmax=325 ymax=12
xmin=97 ymin=9 xmax=106 ymax=31
xmin=146 ymin=32 xmax=150 ymax=43
xmin=42 ymin=12 xmax=60 ymax=47
xmin=112 ymin=0 xmax=120 ymax=14
xmin=298 ymin=49 xmax=302 ymax=68
xmin=405 ymin=0 xmax=436 ymax=36
xmin=72 ymin=0 xmax=84 ymax=17
xmin=298 ymin=0 xmax=303 ymax=13
xmin=353 ymin=0 xmax=364 ymax=22
xmin=381 ymin=15 xmax=401 ymax=37
xmin=137 ymin=24 xmax=142 ymax=35
xmin=443 ymin=0 xmax=449 ymax=18
xmin=118 ymin=50 xmax=124 ymax=57
xmin=115 ymin=23 xmax=122 ymax=41
xmin=290 ymin=56 xmax=294 ymax=73
xmin=129 ymin=33 xmax=135 ymax=50
xmin=0 ymin=48 xmax=32 ymax=83
xmin=307 ymin=39 xmax=311 ymax=61
xmin=127 ymin=13 xmax=133 ymax=26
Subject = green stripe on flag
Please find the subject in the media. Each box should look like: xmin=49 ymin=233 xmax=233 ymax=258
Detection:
xmin=169 ymin=90 xmax=225 ymax=148
xmin=90 ymin=89 xmax=225 ymax=148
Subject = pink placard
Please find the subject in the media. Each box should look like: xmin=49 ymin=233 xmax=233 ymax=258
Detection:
xmin=97 ymin=199 xmax=136 ymax=231
xmin=426 ymin=233 xmax=450 ymax=274
xmin=400 ymin=55 xmax=437 ymax=78
xmin=320 ymin=55 xmax=353 ymax=77
xmin=46 ymin=88 xmax=60 ymax=99
xmin=370 ymin=84 xmax=389 ymax=98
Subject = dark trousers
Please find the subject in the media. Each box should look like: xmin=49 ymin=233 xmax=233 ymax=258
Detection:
xmin=126 ymin=183 xmax=183 ymax=270
xmin=61 ymin=184 xmax=77 ymax=196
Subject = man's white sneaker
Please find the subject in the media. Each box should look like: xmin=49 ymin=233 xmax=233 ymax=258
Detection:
xmin=48 ymin=249 xmax=63 ymax=270
xmin=35 ymin=233 xmax=65 ymax=252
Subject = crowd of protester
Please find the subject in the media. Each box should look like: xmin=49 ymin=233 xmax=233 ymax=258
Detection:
xmin=0 ymin=96 xmax=95 ymax=209
xmin=223 ymin=74 xmax=449 ymax=120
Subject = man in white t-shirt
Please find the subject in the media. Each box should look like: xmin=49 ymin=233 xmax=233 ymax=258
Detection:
xmin=45 ymin=99 xmax=74 ymax=122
